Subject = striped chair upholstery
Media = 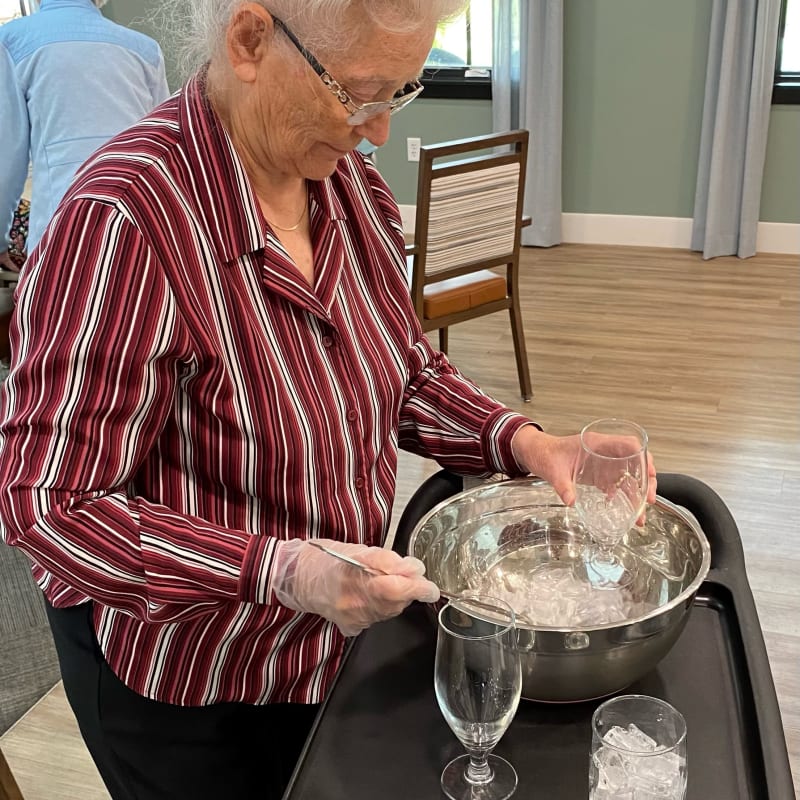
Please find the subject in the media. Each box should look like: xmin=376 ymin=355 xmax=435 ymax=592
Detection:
xmin=422 ymin=162 xmax=521 ymax=277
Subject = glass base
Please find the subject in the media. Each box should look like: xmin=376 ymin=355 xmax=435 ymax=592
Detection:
xmin=440 ymin=754 xmax=518 ymax=800
xmin=583 ymin=550 xmax=634 ymax=589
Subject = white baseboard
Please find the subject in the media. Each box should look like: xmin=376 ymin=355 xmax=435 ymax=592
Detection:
xmin=756 ymin=221 xmax=800 ymax=255
xmin=400 ymin=206 xmax=799 ymax=255
xmin=562 ymin=213 xmax=800 ymax=255
xmin=561 ymin=213 xmax=694 ymax=249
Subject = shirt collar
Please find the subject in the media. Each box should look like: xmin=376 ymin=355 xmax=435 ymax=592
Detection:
xmin=178 ymin=69 xmax=348 ymax=265
xmin=39 ymin=0 xmax=101 ymax=12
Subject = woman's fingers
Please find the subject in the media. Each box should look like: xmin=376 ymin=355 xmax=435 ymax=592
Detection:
xmin=370 ymin=574 xmax=440 ymax=604
xmin=359 ymin=547 xmax=426 ymax=577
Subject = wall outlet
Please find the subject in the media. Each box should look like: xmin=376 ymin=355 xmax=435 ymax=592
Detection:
xmin=407 ymin=137 xmax=422 ymax=162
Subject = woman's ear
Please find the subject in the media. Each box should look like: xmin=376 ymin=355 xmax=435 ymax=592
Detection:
xmin=225 ymin=2 xmax=274 ymax=82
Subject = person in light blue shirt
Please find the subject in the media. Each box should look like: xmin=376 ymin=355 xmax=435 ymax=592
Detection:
xmin=0 ymin=0 xmax=169 ymax=271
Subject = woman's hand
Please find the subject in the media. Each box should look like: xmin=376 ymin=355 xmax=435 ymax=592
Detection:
xmin=270 ymin=539 xmax=440 ymax=636
xmin=510 ymin=425 xmax=657 ymax=508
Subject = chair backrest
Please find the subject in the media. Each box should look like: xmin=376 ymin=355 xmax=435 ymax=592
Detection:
xmin=410 ymin=130 xmax=529 ymax=301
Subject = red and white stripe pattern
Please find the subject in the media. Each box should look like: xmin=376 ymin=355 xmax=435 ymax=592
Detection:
xmin=0 ymin=74 xmax=533 ymax=706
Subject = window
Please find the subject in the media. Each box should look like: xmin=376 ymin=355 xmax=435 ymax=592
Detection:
xmin=421 ymin=0 xmax=493 ymax=100
xmin=774 ymin=0 xmax=800 ymax=103
xmin=0 ymin=0 xmax=36 ymax=25
xmin=0 ymin=0 xmax=21 ymax=25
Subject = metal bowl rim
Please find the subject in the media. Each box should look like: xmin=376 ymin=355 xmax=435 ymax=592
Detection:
xmin=405 ymin=477 xmax=712 ymax=633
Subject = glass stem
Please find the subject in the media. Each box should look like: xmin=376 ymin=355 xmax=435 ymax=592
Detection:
xmin=598 ymin=545 xmax=614 ymax=563
xmin=464 ymin=750 xmax=493 ymax=785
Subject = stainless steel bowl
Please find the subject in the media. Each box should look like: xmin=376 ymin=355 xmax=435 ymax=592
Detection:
xmin=407 ymin=478 xmax=711 ymax=702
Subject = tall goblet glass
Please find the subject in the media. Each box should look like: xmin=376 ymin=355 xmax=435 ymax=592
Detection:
xmin=573 ymin=418 xmax=649 ymax=589
xmin=434 ymin=595 xmax=522 ymax=800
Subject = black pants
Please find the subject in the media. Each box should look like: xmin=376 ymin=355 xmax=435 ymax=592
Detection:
xmin=44 ymin=601 xmax=319 ymax=800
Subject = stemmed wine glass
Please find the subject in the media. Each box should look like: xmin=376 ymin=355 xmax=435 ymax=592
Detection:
xmin=434 ymin=594 xmax=522 ymax=800
xmin=573 ymin=418 xmax=649 ymax=589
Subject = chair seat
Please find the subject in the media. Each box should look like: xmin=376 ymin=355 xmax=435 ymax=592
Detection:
xmin=422 ymin=270 xmax=506 ymax=319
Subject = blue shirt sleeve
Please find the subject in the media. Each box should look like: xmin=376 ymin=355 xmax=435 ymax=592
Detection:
xmin=149 ymin=48 xmax=170 ymax=106
xmin=0 ymin=43 xmax=30 ymax=252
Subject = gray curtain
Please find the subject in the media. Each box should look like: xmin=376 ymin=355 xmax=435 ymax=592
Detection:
xmin=492 ymin=0 xmax=563 ymax=247
xmin=691 ymin=0 xmax=781 ymax=259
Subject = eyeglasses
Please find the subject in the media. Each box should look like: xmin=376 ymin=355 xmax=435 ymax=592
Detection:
xmin=272 ymin=16 xmax=424 ymax=125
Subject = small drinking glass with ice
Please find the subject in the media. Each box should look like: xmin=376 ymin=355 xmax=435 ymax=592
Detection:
xmin=589 ymin=694 xmax=687 ymax=799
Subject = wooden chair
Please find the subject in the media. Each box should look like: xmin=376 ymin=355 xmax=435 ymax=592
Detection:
xmin=0 ymin=270 xmax=19 ymax=363
xmin=406 ymin=130 xmax=533 ymax=401
xmin=0 ymin=311 xmax=10 ymax=363
xmin=0 ymin=748 xmax=25 ymax=800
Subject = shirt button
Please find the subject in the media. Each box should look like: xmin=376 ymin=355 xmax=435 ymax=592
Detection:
xmin=355 ymin=477 xmax=365 ymax=489
xmin=346 ymin=409 xmax=358 ymax=422
xmin=322 ymin=335 xmax=334 ymax=348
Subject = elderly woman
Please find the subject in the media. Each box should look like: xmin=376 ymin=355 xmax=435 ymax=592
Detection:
xmin=0 ymin=2 xmax=653 ymax=799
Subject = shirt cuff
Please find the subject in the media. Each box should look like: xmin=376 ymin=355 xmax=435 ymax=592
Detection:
xmin=239 ymin=534 xmax=281 ymax=604
xmin=481 ymin=410 xmax=542 ymax=477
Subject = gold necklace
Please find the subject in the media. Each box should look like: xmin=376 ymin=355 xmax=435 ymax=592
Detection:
xmin=267 ymin=189 xmax=308 ymax=232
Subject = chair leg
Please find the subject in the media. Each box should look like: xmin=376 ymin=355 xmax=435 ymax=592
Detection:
xmin=438 ymin=328 xmax=449 ymax=354
xmin=0 ymin=747 xmax=25 ymax=800
xmin=509 ymin=304 xmax=532 ymax=401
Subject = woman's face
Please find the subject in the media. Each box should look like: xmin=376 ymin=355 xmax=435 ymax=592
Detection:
xmin=244 ymin=15 xmax=436 ymax=181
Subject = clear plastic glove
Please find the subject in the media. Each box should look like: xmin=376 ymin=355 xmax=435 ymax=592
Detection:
xmin=270 ymin=538 xmax=441 ymax=636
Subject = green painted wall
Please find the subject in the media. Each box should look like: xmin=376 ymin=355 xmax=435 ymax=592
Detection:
xmin=562 ymin=0 xmax=711 ymax=218
xmin=560 ymin=0 xmax=800 ymax=224
xmin=761 ymin=106 xmax=800 ymax=224
xmin=104 ymin=0 xmax=182 ymax=89
xmin=375 ymin=98 xmax=493 ymax=206
xmin=107 ymin=0 xmax=799 ymax=224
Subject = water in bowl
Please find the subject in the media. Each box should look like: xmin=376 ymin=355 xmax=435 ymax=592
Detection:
xmin=475 ymin=530 xmax=684 ymax=628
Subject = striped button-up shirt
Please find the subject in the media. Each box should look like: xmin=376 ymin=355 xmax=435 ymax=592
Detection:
xmin=0 ymin=73 xmax=533 ymax=706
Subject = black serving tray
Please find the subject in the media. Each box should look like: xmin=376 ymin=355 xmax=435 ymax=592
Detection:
xmin=282 ymin=474 xmax=794 ymax=800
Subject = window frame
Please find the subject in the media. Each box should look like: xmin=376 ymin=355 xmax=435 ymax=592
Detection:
xmin=773 ymin=0 xmax=800 ymax=104
xmin=420 ymin=67 xmax=492 ymax=100
xmin=421 ymin=0 xmax=493 ymax=101
xmin=0 ymin=0 xmax=36 ymax=22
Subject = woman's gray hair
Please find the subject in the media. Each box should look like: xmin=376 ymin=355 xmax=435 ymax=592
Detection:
xmin=156 ymin=0 xmax=467 ymax=81
xmin=94 ymin=0 xmax=109 ymax=7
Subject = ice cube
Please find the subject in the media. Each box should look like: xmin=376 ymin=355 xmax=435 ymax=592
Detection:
xmin=623 ymin=723 xmax=659 ymax=752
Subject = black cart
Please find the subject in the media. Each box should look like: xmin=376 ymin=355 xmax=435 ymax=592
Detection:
xmin=283 ymin=473 xmax=794 ymax=799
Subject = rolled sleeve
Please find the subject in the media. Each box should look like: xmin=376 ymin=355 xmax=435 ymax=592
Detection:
xmin=400 ymin=333 xmax=543 ymax=477
xmin=0 ymin=200 xmax=286 ymax=622
xmin=239 ymin=534 xmax=281 ymax=605
xmin=481 ymin=411 xmax=542 ymax=477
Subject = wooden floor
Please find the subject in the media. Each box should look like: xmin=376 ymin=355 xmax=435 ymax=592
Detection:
xmin=1 ymin=243 xmax=798 ymax=797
